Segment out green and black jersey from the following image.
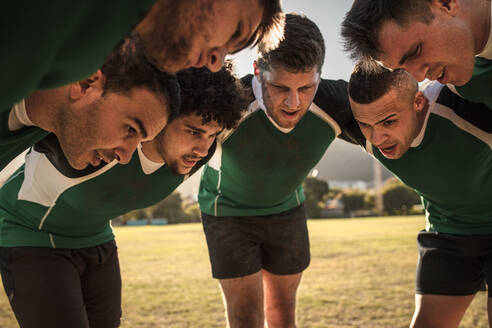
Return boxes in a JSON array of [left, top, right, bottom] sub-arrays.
[[453, 5, 492, 108], [0, 0, 155, 112], [366, 82, 492, 234], [0, 101, 49, 171], [0, 135, 213, 248], [198, 75, 364, 217]]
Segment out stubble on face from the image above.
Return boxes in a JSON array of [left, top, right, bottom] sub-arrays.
[[55, 100, 104, 170], [153, 115, 221, 175], [352, 89, 422, 160], [377, 13, 476, 85], [260, 68, 320, 129], [136, 0, 214, 73], [153, 124, 185, 175]]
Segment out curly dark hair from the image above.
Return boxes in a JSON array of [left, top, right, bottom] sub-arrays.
[[100, 32, 181, 118], [341, 0, 435, 61], [348, 59, 417, 105], [257, 13, 325, 73], [175, 62, 249, 130]]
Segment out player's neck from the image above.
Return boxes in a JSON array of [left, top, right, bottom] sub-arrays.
[[469, 0, 491, 54], [141, 140, 165, 163], [24, 89, 61, 133], [415, 97, 430, 137]]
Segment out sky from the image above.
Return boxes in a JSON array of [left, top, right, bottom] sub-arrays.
[[234, 1, 355, 79]]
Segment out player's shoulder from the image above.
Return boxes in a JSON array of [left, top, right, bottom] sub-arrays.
[[312, 79, 352, 123], [240, 74, 254, 88], [434, 84, 492, 133], [313, 78, 349, 109]]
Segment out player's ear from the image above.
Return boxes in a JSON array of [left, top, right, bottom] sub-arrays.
[[414, 91, 426, 113], [253, 61, 261, 80], [69, 70, 105, 100]]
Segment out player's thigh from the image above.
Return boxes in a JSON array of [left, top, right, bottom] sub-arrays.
[[0, 246, 89, 328], [410, 293, 475, 328], [262, 269, 302, 307], [219, 271, 264, 314], [202, 212, 264, 279], [81, 240, 122, 328], [416, 231, 484, 296], [263, 204, 310, 275]]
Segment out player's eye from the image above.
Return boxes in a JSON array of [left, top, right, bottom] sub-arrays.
[[383, 120, 396, 127], [127, 125, 137, 137], [188, 129, 201, 136], [272, 85, 288, 92], [408, 44, 422, 60], [231, 23, 242, 40]]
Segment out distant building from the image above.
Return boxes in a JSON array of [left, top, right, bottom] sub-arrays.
[[322, 198, 345, 218]]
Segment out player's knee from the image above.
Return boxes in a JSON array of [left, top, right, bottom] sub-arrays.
[[227, 304, 264, 328], [265, 304, 296, 328], [267, 316, 296, 328]]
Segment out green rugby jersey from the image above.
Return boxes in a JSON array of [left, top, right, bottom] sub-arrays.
[[366, 82, 492, 235], [198, 75, 364, 217], [0, 102, 49, 171], [0, 0, 155, 111], [454, 7, 492, 108], [0, 135, 213, 248]]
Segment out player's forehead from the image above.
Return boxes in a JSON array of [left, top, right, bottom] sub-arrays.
[[377, 18, 431, 68], [106, 88, 168, 138], [263, 66, 320, 86], [352, 90, 405, 122], [179, 113, 223, 134]]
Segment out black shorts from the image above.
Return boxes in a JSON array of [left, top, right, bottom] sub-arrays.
[[0, 240, 121, 328], [416, 230, 492, 297], [201, 204, 310, 279]]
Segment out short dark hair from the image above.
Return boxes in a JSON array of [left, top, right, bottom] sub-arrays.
[[256, 13, 325, 73], [100, 33, 181, 118], [348, 59, 417, 104], [236, 0, 284, 52], [175, 62, 249, 130], [341, 0, 435, 60]]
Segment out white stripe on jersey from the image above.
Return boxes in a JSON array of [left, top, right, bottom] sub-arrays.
[[432, 103, 492, 149], [18, 150, 117, 207]]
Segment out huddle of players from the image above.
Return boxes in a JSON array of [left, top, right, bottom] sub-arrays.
[[0, 0, 491, 327]]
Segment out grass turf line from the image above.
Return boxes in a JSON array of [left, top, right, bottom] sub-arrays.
[[0, 216, 488, 327]]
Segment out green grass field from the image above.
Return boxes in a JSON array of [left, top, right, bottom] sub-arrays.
[[0, 216, 489, 327]]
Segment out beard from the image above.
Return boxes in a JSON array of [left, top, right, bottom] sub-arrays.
[[135, 0, 215, 72], [55, 101, 100, 170]]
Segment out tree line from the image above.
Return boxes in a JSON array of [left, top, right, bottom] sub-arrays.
[[117, 176, 422, 225]]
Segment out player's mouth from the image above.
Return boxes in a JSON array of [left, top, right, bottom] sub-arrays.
[[436, 67, 447, 84], [90, 150, 102, 166], [428, 67, 447, 84], [91, 150, 113, 166], [182, 155, 202, 168], [377, 143, 398, 158], [280, 109, 301, 121], [192, 51, 206, 68]]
